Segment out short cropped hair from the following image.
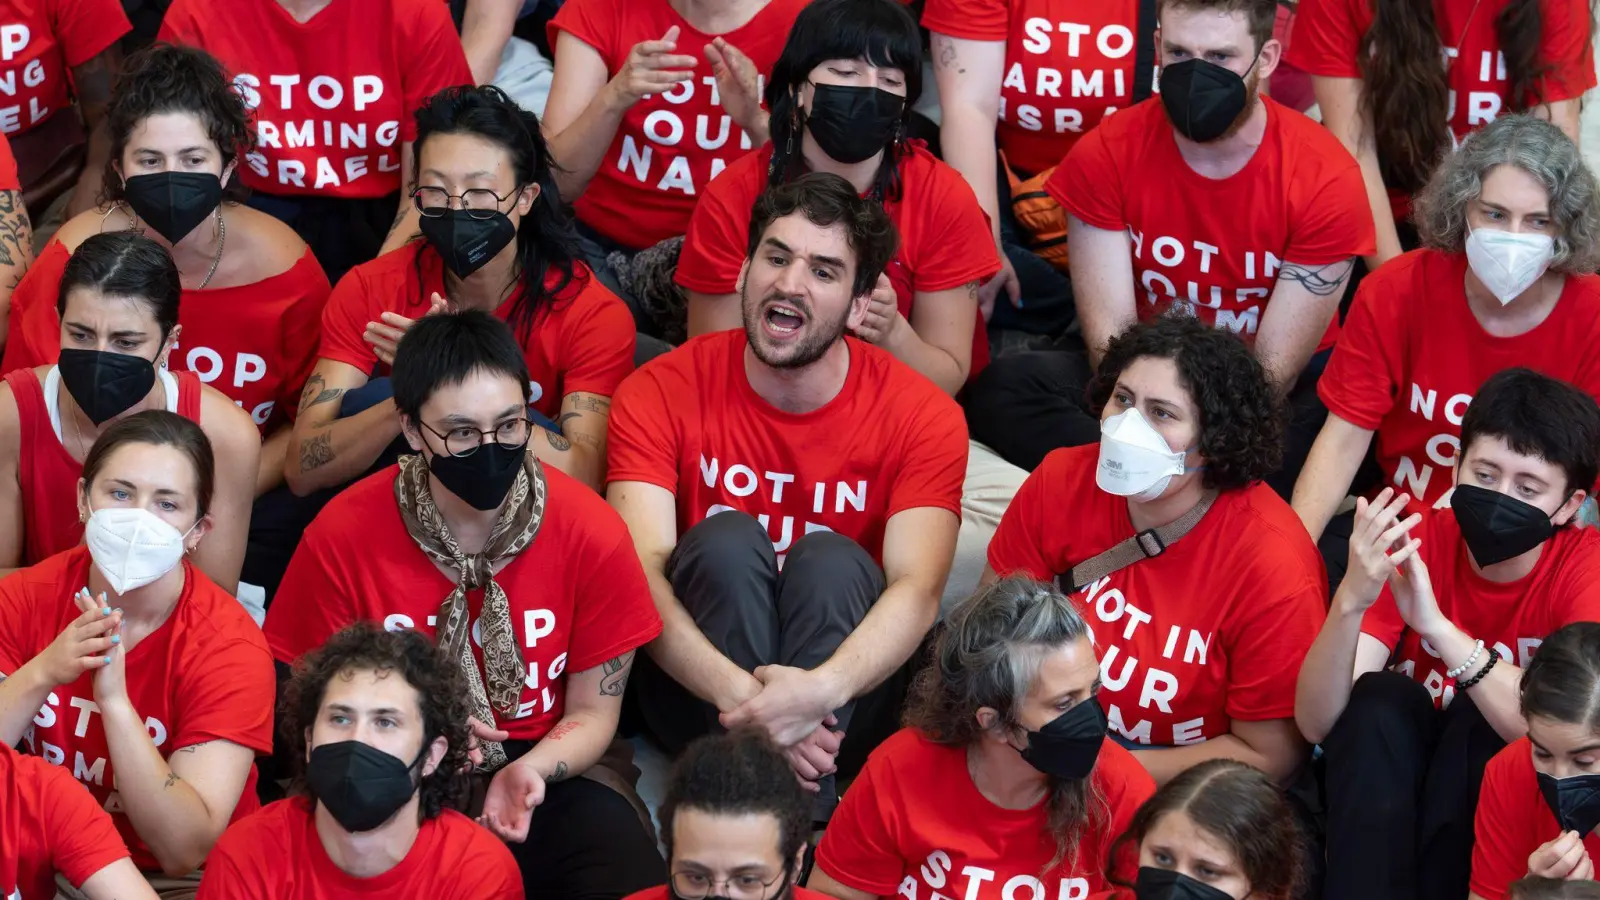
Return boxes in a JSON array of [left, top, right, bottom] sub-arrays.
[[391, 309, 532, 422], [658, 729, 811, 871], [1459, 368, 1600, 498], [1157, 0, 1278, 52], [1087, 314, 1284, 490], [283, 623, 472, 822], [745, 172, 899, 300], [1510, 876, 1600, 900]]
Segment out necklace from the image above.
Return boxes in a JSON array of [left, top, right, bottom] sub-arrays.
[[198, 208, 225, 289]]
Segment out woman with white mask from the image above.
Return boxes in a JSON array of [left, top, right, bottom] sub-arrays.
[[1291, 113, 1600, 595], [983, 314, 1323, 790], [0, 410, 275, 897]]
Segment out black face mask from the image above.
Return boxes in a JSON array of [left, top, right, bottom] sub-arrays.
[[306, 740, 426, 834], [805, 83, 905, 165], [57, 348, 157, 425], [123, 172, 223, 244], [1159, 58, 1253, 143], [1538, 770, 1600, 837], [1018, 698, 1107, 781], [427, 439, 526, 511], [1137, 867, 1236, 900], [1451, 484, 1557, 567], [419, 209, 518, 279]]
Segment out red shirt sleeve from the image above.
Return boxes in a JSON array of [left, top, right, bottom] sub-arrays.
[[264, 520, 359, 665], [1049, 126, 1126, 232], [0, 569, 37, 674], [1, 240, 69, 375], [1283, 0, 1365, 78], [275, 252, 333, 423], [194, 815, 266, 900], [155, 0, 197, 43], [885, 392, 967, 519], [920, 0, 1009, 41], [1470, 743, 1534, 900], [48, 0, 131, 67], [986, 457, 1060, 581], [604, 365, 682, 492], [549, 0, 622, 69], [1285, 147, 1375, 265], [0, 132, 19, 192], [555, 274, 636, 399], [675, 165, 757, 295], [42, 759, 131, 889], [174, 614, 276, 756], [1359, 588, 1407, 650], [911, 162, 1002, 292], [563, 525, 663, 673], [317, 262, 382, 375], [1222, 557, 1323, 722], [1317, 261, 1410, 430], [398, 0, 473, 142], [813, 760, 906, 895], [1535, 0, 1598, 103]]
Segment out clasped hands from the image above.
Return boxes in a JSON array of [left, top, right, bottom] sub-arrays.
[[721, 665, 847, 794]]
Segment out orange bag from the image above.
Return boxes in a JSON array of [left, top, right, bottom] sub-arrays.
[[1004, 152, 1069, 273]]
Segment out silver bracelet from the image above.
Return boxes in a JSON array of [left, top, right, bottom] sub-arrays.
[[1447, 640, 1485, 680]]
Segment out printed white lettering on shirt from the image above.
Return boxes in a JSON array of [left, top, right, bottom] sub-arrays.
[[613, 75, 765, 196], [1127, 228, 1280, 336], [1079, 576, 1216, 745], [898, 850, 1092, 899], [233, 72, 400, 189], [697, 454, 863, 558], [0, 24, 53, 133], [381, 609, 566, 719], [1393, 383, 1472, 503]]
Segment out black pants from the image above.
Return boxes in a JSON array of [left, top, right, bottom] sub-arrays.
[[508, 775, 665, 900], [636, 511, 888, 818], [247, 190, 400, 287], [1321, 671, 1506, 900], [963, 343, 1329, 492]]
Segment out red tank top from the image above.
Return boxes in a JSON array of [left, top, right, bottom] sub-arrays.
[[5, 368, 204, 565]]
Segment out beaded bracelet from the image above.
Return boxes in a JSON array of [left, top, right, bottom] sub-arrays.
[[1447, 640, 1485, 680], [1457, 647, 1501, 692]]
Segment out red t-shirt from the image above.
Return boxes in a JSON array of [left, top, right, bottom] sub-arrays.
[[197, 797, 524, 900], [1320, 251, 1600, 512], [606, 330, 968, 563], [1471, 737, 1600, 900], [676, 142, 999, 380], [548, 0, 810, 250], [815, 728, 1154, 899], [625, 889, 829, 900], [988, 445, 1325, 745], [158, 0, 471, 199], [265, 463, 662, 741], [0, 127, 16, 188], [0, 547, 275, 872], [0, 741, 129, 900], [1049, 97, 1374, 352], [3, 366, 203, 566], [921, 0, 1143, 175], [0, 0, 128, 138], [1361, 511, 1600, 710], [318, 243, 635, 418], [2, 240, 330, 432]]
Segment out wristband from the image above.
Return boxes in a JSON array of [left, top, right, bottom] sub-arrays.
[[1447, 640, 1485, 680], [1457, 647, 1500, 692]]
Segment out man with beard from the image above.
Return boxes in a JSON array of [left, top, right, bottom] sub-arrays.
[[961, 0, 1374, 500], [607, 172, 968, 820], [624, 729, 828, 900]]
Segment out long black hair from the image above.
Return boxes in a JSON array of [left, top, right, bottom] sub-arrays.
[[764, 0, 923, 202], [410, 86, 585, 340]]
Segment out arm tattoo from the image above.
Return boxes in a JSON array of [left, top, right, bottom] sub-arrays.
[[546, 721, 580, 741], [545, 428, 573, 451], [0, 191, 32, 279], [548, 761, 569, 783], [964, 280, 979, 301], [176, 740, 216, 755], [599, 653, 633, 697], [573, 395, 611, 414], [1278, 260, 1356, 298], [163, 771, 182, 789], [936, 38, 965, 75], [300, 432, 335, 472], [297, 375, 345, 412]]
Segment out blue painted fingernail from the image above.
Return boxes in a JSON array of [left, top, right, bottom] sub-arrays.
[[111, 635, 121, 645], [103, 657, 112, 665], [101, 607, 111, 616]]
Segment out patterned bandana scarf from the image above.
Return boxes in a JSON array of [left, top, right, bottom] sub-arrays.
[[394, 452, 545, 771]]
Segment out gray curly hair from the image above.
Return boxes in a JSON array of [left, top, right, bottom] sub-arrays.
[[1414, 113, 1600, 274], [904, 576, 1104, 872]]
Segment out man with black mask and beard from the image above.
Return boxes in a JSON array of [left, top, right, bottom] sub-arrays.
[[0, 231, 258, 590], [625, 729, 825, 900], [266, 310, 666, 898], [198, 623, 523, 898], [962, 0, 1373, 501], [608, 173, 968, 822], [1298, 368, 1600, 900]]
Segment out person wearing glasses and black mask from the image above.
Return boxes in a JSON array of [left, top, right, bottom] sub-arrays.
[[286, 85, 634, 498], [266, 309, 665, 898]]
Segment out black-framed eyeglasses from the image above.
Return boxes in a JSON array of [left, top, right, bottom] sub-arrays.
[[421, 417, 533, 457], [669, 869, 786, 900], [411, 185, 524, 220]]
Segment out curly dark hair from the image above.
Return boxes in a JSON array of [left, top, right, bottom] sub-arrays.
[[102, 43, 255, 207], [746, 172, 898, 299], [282, 623, 472, 822], [658, 728, 811, 873], [1086, 314, 1283, 491]]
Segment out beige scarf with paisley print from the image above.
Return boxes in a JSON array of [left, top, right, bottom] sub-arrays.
[[394, 452, 546, 771]]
